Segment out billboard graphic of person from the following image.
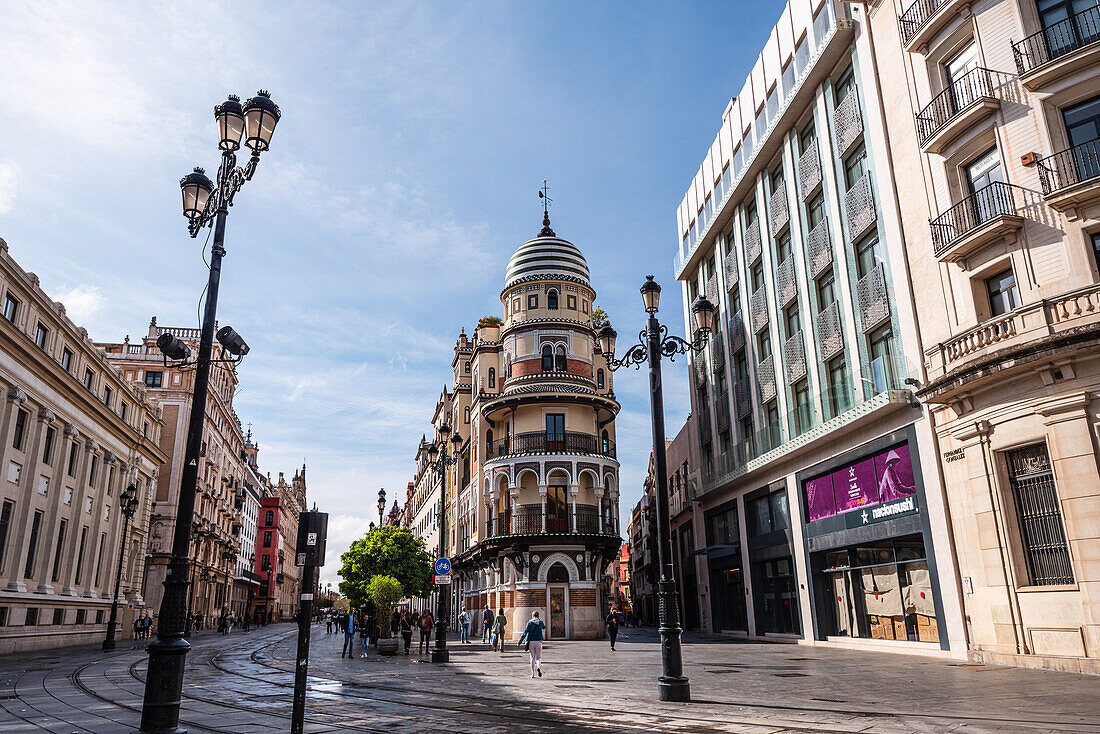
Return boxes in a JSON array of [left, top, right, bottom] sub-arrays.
[[877, 448, 914, 502]]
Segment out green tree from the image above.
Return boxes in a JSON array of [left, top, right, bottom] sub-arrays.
[[337, 525, 433, 608], [365, 575, 404, 638], [478, 315, 503, 327], [592, 306, 608, 328]]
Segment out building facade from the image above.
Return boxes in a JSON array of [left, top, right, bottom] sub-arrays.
[[672, 0, 967, 658], [0, 239, 167, 652], [414, 213, 623, 640], [864, 0, 1100, 672]]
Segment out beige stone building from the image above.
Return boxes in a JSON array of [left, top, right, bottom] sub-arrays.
[[0, 238, 166, 652], [99, 319, 246, 627], [274, 467, 306, 620], [863, 0, 1100, 673], [410, 213, 623, 639]]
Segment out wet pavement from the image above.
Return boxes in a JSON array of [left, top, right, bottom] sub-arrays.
[[0, 623, 1097, 732]]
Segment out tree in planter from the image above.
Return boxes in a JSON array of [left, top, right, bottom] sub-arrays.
[[337, 525, 433, 609], [365, 575, 404, 639], [592, 306, 608, 328], [478, 316, 503, 327]]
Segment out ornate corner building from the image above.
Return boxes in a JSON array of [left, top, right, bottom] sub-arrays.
[[412, 214, 623, 640]]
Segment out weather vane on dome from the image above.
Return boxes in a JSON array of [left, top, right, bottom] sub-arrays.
[[538, 179, 555, 237]]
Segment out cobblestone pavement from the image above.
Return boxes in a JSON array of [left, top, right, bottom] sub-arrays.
[[0, 623, 1097, 733]]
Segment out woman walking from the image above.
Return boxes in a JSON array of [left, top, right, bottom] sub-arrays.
[[518, 610, 547, 677], [492, 608, 508, 652], [400, 612, 413, 655], [359, 613, 371, 657]]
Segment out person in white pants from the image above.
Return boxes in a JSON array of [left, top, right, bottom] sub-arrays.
[[518, 610, 548, 678]]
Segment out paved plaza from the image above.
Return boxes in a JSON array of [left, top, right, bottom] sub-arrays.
[[0, 624, 1097, 733]]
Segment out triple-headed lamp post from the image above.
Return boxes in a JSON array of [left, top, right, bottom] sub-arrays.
[[597, 275, 714, 703], [140, 91, 279, 734], [426, 427, 462, 664], [102, 483, 140, 651]]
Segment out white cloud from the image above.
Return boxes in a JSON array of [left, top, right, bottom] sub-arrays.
[[54, 284, 104, 324], [0, 162, 17, 214]]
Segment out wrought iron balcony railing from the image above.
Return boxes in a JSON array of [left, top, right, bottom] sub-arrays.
[[487, 503, 609, 537], [1013, 5, 1100, 76], [930, 181, 1020, 256], [485, 431, 616, 460], [1037, 137, 1100, 195], [899, 0, 945, 45], [915, 67, 997, 146]]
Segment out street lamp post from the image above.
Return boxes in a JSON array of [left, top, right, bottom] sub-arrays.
[[426, 427, 462, 664], [245, 553, 256, 628], [103, 483, 140, 651], [598, 275, 714, 704], [377, 488, 386, 527], [184, 520, 207, 640], [140, 90, 279, 734]]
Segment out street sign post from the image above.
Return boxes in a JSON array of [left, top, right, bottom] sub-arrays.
[[291, 511, 328, 734], [433, 574, 452, 585], [434, 558, 451, 575]]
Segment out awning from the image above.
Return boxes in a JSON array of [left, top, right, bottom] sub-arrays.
[[693, 544, 740, 560]]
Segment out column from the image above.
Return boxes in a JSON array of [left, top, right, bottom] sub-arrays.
[[509, 487, 519, 534], [569, 485, 579, 532], [539, 486, 548, 533], [2, 388, 30, 592], [594, 489, 605, 534]]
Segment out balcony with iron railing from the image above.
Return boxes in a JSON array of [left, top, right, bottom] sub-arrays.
[[484, 503, 615, 538], [485, 431, 616, 460], [1012, 5, 1100, 88], [916, 68, 1001, 154], [1036, 137, 1100, 211], [930, 181, 1025, 263], [898, 0, 968, 50]]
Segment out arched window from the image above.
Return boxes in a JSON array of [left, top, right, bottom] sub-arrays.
[[555, 345, 567, 371], [542, 345, 554, 372], [486, 429, 493, 453], [488, 368, 495, 388], [464, 406, 470, 424], [547, 289, 559, 310], [602, 429, 610, 455], [265, 510, 273, 526], [597, 368, 605, 390], [547, 562, 569, 582]]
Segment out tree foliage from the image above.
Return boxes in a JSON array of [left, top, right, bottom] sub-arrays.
[[366, 575, 404, 637], [338, 525, 433, 607], [478, 315, 503, 327], [592, 306, 608, 328]]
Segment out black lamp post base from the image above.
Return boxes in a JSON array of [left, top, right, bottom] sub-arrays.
[[430, 648, 450, 663], [102, 620, 117, 651], [657, 676, 691, 702], [140, 637, 191, 733]]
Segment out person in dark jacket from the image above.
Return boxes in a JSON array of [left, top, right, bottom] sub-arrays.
[[400, 612, 413, 654], [605, 608, 620, 651], [417, 610, 434, 653], [340, 612, 357, 658]]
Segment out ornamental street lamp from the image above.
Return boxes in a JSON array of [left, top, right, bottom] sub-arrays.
[[426, 426, 462, 664], [246, 553, 256, 628], [377, 488, 386, 526], [184, 519, 209, 640], [141, 90, 279, 734], [102, 483, 140, 651], [598, 275, 714, 703]]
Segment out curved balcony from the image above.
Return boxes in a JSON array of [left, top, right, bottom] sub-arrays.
[[485, 431, 615, 460], [1013, 6, 1100, 89], [899, 0, 967, 51], [485, 503, 618, 537], [916, 68, 1000, 154], [1037, 137, 1100, 212], [930, 181, 1024, 264]]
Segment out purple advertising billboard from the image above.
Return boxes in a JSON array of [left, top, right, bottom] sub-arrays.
[[804, 443, 916, 523]]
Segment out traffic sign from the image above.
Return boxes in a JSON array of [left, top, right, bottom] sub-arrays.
[[433, 574, 452, 585], [434, 558, 451, 575]]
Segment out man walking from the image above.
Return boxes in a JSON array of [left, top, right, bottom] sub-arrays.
[[401, 612, 413, 655], [325, 611, 333, 634], [458, 607, 470, 644], [341, 611, 357, 658], [417, 609, 434, 654], [606, 607, 620, 651], [482, 604, 494, 643]]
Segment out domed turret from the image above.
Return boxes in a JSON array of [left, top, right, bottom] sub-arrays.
[[504, 212, 590, 288]]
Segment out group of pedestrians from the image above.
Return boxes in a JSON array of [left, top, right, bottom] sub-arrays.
[[132, 613, 153, 639]]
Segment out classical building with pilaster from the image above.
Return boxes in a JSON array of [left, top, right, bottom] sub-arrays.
[[0, 238, 166, 653], [414, 213, 623, 640]]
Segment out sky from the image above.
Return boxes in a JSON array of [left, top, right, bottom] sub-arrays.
[[0, 1, 782, 587]]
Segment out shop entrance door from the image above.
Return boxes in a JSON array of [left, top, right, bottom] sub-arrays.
[[709, 563, 748, 633], [548, 586, 567, 639]]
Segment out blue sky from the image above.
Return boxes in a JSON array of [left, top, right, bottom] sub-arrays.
[[0, 1, 780, 585]]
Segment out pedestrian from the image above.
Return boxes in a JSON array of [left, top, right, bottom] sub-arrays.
[[391, 610, 401, 638], [325, 611, 333, 634], [341, 612, 357, 658], [359, 613, 370, 657], [518, 610, 547, 678], [242, 611, 250, 634], [606, 607, 619, 651], [482, 604, 494, 643], [493, 608, 508, 652], [143, 613, 152, 639], [417, 609, 434, 653], [400, 612, 413, 655], [458, 608, 470, 644]]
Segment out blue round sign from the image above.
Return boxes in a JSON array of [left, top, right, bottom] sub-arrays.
[[434, 558, 451, 575]]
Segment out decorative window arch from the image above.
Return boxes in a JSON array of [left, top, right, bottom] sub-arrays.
[[597, 368, 605, 390], [486, 428, 493, 450], [547, 289, 559, 310], [542, 345, 554, 372], [488, 367, 495, 388], [555, 345, 567, 371]]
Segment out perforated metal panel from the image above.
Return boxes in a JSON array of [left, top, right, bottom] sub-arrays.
[[799, 144, 822, 200], [715, 392, 731, 431], [857, 263, 890, 333], [734, 379, 752, 418], [711, 332, 726, 373], [807, 218, 832, 278], [705, 274, 718, 310], [770, 186, 789, 233], [745, 219, 762, 264], [727, 312, 746, 353], [694, 358, 707, 387], [816, 302, 843, 360], [750, 288, 769, 333], [784, 332, 807, 383], [833, 92, 863, 156], [723, 248, 739, 290], [777, 257, 797, 307], [758, 355, 777, 402], [845, 173, 876, 239]]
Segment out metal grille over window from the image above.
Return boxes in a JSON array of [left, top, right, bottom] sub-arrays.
[[723, 248, 739, 289], [833, 92, 863, 156], [758, 355, 777, 402], [799, 144, 822, 200], [1005, 444, 1074, 586], [705, 274, 719, 311], [816, 302, 844, 361], [715, 392, 731, 431], [745, 219, 762, 265], [711, 331, 725, 373], [734, 379, 752, 418], [693, 358, 708, 387], [769, 185, 789, 234], [777, 257, 797, 307], [807, 218, 832, 277], [727, 312, 746, 353], [846, 173, 876, 239], [857, 263, 890, 333], [783, 332, 807, 383], [750, 288, 769, 333]]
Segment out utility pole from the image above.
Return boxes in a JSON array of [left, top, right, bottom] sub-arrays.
[[291, 511, 327, 734]]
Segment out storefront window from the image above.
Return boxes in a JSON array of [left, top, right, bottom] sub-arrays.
[[756, 557, 799, 634]]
